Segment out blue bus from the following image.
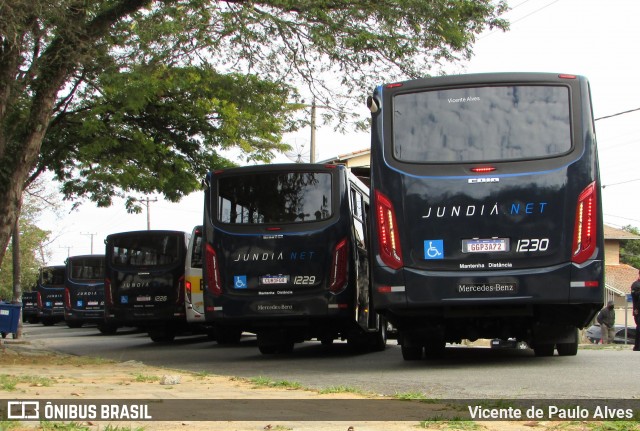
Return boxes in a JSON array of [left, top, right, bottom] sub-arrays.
[[202, 163, 386, 354], [64, 254, 107, 330], [36, 265, 66, 326], [367, 73, 604, 359], [104, 230, 190, 342]]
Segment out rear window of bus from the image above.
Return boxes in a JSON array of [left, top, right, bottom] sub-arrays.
[[392, 85, 571, 163]]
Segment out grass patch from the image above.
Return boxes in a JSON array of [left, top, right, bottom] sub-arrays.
[[132, 373, 160, 383], [393, 391, 436, 401], [193, 370, 211, 378], [582, 422, 640, 431], [0, 351, 114, 367], [317, 385, 368, 395], [0, 420, 20, 430], [0, 374, 53, 391], [418, 419, 480, 430], [249, 376, 302, 389]]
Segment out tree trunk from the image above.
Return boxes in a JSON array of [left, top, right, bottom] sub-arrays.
[[12, 216, 23, 339]]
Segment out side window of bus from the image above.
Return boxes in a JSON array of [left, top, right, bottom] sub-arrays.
[[191, 235, 203, 269], [350, 187, 366, 249]]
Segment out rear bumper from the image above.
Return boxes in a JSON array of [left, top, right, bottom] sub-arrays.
[[41, 308, 65, 317], [205, 295, 355, 326], [105, 305, 186, 325], [65, 309, 105, 322], [372, 260, 603, 327]]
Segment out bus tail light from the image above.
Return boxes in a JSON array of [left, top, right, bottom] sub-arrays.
[[36, 292, 43, 309], [375, 190, 403, 269], [64, 288, 71, 309], [328, 238, 348, 294], [185, 279, 193, 303], [572, 182, 598, 264], [104, 278, 113, 307], [205, 243, 222, 296]]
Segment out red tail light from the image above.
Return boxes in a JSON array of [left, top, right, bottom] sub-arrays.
[[177, 275, 185, 304], [572, 182, 598, 264], [105, 278, 113, 307], [64, 288, 71, 309], [328, 238, 348, 294], [37, 292, 43, 309], [375, 190, 403, 269], [205, 243, 222, 296], [185, 280, 193, 303]]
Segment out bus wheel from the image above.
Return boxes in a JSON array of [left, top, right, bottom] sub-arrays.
[[149, 330, 175, 343], [371, 316, 388, 352], [401, 345, 423, 360], [532, 343, 555, 357], [66, 321, 83, 329], [98, 323, 118, 335], [556, 328, 579, 356], [258, 344, 278, 354], [216, 328, 242, 345], [41, 318, 56, 326], [320, 337, 334, 346]]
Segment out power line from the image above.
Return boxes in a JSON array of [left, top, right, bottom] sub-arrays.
[[478, 0, 562, 40], [595, 107, 640, 121], [601, 178, 640, 188]]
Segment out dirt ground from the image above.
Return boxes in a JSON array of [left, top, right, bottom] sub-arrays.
[[0, 339, 636, 431]]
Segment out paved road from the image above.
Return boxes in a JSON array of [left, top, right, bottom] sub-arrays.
[[21, 322, 640, 399]]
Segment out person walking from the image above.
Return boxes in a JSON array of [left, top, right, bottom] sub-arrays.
[[631, 270, 640, 351], [597, 300, 616, 344]]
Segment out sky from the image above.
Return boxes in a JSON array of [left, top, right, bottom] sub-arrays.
[[38, 0, 640, 265]]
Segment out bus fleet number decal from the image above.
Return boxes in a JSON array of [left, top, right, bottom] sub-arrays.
[[515, 238, 549, 252], [293, 276, 316, 285]]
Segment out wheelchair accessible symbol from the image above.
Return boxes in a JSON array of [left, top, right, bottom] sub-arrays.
[[234, 275, 247, 289], [424, 240, 444, 260]]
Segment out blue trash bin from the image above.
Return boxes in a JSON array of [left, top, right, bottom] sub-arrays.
[[0, 303, 21, 338]]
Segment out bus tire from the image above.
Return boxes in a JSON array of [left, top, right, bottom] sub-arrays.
[[371, 316, 388, 352], [216, 328, 242, 345], [320, 337, 334, 346], [66, 321, 83, 329], [98, 323, 118, 335], [557, 328, 579, 356], [41, 318, 56, 326], [401, 345, 423, 361], [149, 330, 175, 343], [532, 343, 555, 357]]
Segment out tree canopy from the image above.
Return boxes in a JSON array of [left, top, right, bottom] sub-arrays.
[[0, 0, 509, 268], [620, 225, 640, 269]]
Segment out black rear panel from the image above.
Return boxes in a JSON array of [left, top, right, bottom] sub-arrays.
[[37, 266, 65, 317], [369, 73, 603, 335], [65, 255, 105, 321], [203, 164, 356, 325], [105, 231, 187, 323]]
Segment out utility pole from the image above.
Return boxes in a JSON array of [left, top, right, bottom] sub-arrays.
[[138, 196, 158, 230], [81, 232, 97, 254], [59, 245, 72, 258], [310, 99, 317, 163]]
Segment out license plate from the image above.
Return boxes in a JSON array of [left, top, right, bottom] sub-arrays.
[[260, 275, 289, 285], [137, 296, 151, 302], [462, 238, 509, 253]]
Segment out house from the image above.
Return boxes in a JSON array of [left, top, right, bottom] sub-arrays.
[[603, 225, 640, 325]]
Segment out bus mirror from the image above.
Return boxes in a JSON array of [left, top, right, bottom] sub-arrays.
[[366, 96, 379, 113]]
